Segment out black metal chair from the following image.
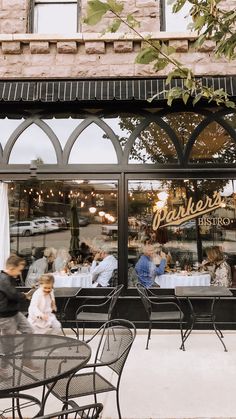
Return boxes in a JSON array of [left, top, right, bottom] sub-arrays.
[[34, 401, 103, 419], [76, 284, 123, 340], [136, 283, 185, 350], [48, 319, 136, 419]]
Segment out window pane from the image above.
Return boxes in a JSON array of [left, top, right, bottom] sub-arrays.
[[69, 123, 118, 164], [189, 122, 236, 164], [129, 122, 177, 164], [164, 0, 192, 32], [8, 179, 118, 288], [128, 179, 236, 288], [162, 112, 205, 148], [34, 3, 77, 34], [0, 118, 24, 149], [9, 124, 57, 164], [102, 115, 144, 150]]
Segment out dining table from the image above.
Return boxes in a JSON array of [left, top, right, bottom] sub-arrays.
[[53, 272, 93, 288], [155, 271, 211, 288], [0, 334, 91, 418]]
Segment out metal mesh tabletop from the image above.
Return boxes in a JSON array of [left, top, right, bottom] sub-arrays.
[[0, 334, 91, 394]]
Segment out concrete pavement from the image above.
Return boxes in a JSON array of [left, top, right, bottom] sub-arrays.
[[1, 329, 236, 418]]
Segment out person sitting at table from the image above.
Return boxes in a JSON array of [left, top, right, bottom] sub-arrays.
[[54, 248, 71, 272], [135, 244, 166, 288], [28, 274, 62, 334], [90, 246, 118, 287], [25, 247, 57, 287], [79, 241, 93, 264], [203, 246, 232, 287]]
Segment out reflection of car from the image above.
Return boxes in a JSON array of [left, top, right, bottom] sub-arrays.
[[10, 221, 41, 236], [79, 216, 90, 227], [66, 216, 90, 227], [102, 224, 118, 239], [33, 218, 59, 233], [51, 217, 67, 229]]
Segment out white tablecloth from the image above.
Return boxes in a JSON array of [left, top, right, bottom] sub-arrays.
[[155, 272, 211, 289], [53, 273, 93, 288]]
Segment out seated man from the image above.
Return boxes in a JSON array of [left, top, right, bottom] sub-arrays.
[[135, 244, 166, 288], [25, 247, 57, 287], [90, 246, 118, 287]]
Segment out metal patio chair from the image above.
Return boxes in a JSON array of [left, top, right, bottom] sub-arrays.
[[136, 283, 185, 350], [34, 401, 103, 419], [76, 284, 123, 340], [48, 319, 136, 419]]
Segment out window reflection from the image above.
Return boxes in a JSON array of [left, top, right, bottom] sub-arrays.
[[129, 122, 177, 163], [190, 121, 236, 164], [162, 112, 204, 148], [128, 179, 236, 287], [8, 180, 118, 287]]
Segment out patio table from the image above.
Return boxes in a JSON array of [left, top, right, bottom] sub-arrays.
[[156, 272, 211, 288], [0, 334, 91, 418], [175, 286, 233, 351], [53, 272, 93, 288]]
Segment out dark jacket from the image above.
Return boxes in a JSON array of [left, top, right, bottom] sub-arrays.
[[0, 271, 25, 317]]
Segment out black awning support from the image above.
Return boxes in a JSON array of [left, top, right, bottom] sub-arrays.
[[0, 76, 235, 102]]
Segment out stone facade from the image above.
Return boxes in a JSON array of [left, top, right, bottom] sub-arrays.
[[0, 0, 235, 79]]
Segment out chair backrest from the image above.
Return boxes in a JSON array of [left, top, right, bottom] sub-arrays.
[[108, 284, 123, 316], [136, 283, 152, 317], [94, 319, 136, 377], [108, 268, 118, 287], [34, 402, 103, 419]]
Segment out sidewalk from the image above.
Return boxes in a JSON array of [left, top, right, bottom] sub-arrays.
[[2, 329, 236, 419]]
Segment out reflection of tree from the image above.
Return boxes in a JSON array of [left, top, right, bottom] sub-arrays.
[[116, 112, 236, 164]]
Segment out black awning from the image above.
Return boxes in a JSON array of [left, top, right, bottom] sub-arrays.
[[0, 77, 235, 102]]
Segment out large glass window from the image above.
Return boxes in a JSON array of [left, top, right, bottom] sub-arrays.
[[128, 179, 236, 286], [8, 179, 118, 286]]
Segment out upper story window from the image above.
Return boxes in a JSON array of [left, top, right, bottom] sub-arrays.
[[33, 0, 80, 33], [160, 0, 192, 32]]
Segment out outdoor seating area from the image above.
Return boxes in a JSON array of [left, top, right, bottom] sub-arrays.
[[1, 328, 236, 419]]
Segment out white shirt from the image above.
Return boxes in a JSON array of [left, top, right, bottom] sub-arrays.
[[90, 255, 118, 287]]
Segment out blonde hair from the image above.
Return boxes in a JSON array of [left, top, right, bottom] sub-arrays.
[[39, 274, 55, 286], [44, 247, 57, 258], [206, 246, 224, 263]]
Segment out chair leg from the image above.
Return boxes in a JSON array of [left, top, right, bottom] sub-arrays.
[[116, 389, 122, 419], [146, 321, 152, 350], [82, 322, 85, 341], [179, 319, 185, 351]]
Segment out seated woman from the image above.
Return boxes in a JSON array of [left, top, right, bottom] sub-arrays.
[[54, 248, 71, 272], [203, 246, 232, 287], [25, 247, 57, 287], [135, 244, 166, 288]]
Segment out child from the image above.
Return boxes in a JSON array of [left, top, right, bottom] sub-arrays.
[[28, 274, 62, 334]]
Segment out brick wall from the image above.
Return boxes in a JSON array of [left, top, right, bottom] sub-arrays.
[[0, 0, 235, 79]]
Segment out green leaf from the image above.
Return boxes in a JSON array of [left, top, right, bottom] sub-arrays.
[[153, 58, 169, 71], [107, 18, 122, 32], [182, 91, 190, 104], [225, 101, 236, 108], [107, 0, 124, 13], [192, 94, 202, 106], [84, 0, 110, 25], [135, 47, 159, 64]]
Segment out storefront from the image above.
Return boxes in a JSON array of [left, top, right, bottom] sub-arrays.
[[1, 77, 236, 324]]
